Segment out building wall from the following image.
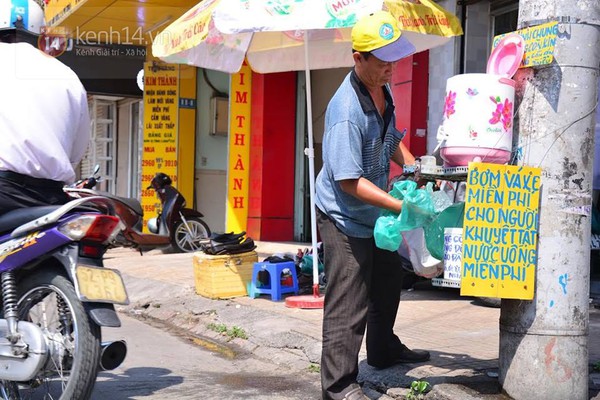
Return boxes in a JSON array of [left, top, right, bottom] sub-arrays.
[[116, 99, 139, 197], [196, 169, 227, 234], [427, 0, 461, 154], [392, 52, 429, 158], [195, 69, 229, 233], [310, 68, 350, 176], [464, 1, 492, 74], [427, 0, 494, 154], [247, 72, 297, 240]]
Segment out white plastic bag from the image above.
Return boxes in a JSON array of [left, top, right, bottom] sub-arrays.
[[398, 227, 443, 279]]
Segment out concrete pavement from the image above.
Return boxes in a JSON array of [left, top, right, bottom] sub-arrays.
[[103, 243, 600, 399]]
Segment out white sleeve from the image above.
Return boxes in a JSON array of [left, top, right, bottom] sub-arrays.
[[70, 86, 91, 165]]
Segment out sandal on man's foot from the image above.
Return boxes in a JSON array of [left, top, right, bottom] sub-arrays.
[[342, 387, 368, 400]]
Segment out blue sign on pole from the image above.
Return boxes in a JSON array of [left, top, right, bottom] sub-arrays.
[[179, 98, 197, 109]]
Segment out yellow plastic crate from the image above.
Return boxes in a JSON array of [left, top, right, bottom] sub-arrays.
[[193, 251, 257, 299]]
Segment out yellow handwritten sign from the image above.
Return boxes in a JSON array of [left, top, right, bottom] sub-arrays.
[[225, 62, 252, 233], [141, 62, 179, 231], [493, 22, 558, 68], [460, 163, 541, 300]]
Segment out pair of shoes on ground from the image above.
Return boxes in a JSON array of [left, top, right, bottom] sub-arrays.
[[368, 343, 430, 369]]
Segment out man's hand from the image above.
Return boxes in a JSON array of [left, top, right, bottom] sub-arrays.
[[392, 141, 415, 166], [340, 177, 403, 214]]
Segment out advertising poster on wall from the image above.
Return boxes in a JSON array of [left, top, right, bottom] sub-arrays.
[[226, 62, 252, 233], [460, 163, 541, 300], [141, 62, 180, 231]]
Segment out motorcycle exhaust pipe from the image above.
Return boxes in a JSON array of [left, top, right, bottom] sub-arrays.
[[100, 340, 127, 371]]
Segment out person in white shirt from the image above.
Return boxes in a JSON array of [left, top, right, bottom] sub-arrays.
[[0, 28, 90, 215]]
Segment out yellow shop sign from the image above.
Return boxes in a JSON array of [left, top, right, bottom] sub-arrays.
[[45, 0, 83, 26]]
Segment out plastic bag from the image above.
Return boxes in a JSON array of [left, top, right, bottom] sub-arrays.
[[400, 227, 443, 278], [396, 183, 436, 231], [390, 179, 417, 200], [381, 180, 417, 218], [431, 190, 453, 213], [424, 202, 465, 260], [374, 215, 403, 251], [300, 253, 324, 275], [374, 181, 437, 251]]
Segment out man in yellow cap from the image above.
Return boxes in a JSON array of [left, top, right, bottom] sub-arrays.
[[315, 11, 430, 400]]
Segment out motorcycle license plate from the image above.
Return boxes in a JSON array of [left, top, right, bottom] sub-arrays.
[[75, 266, 129, 304]]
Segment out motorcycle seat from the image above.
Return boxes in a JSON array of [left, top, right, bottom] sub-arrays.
[[0, 205, 61, 235], [66, 189, 144, 217], [95, 194, 143, 217], [115, 196, 143, 217]]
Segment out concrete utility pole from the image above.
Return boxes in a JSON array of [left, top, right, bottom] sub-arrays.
[[500, 1, 600, 399]]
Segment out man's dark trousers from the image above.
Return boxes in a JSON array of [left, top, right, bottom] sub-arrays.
[[317, 209, 404, 399]]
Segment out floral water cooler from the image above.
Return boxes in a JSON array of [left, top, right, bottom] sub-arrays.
[[439, 34, 525, 166]]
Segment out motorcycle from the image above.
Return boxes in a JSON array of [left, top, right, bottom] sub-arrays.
[[145, 172, 211, 252], [66, 170, 211, 253], [0, 196, 129, 399]]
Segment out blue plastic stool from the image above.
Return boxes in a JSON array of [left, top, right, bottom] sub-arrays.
[[249, 261, 299, 301]]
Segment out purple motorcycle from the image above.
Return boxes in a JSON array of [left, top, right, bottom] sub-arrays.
[[0, 196, 129, 399]]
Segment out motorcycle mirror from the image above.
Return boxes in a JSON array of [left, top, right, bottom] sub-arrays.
[[93, 164, 100, 175]]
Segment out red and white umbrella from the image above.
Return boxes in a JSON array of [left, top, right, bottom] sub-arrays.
[[153, 0, 462, 74]]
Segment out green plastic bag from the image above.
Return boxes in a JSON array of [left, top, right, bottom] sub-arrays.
[[397, 184, 436, 231], [381, 180, 417, 218], [390, 180, 417, 200], [374, 215, 403, 251], [424, 202, 465, 260], [375, 181, 437, 251]]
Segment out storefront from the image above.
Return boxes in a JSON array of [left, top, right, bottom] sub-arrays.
[[39, 0, 521, 243], [43, 0, 198, 218], [150, 0, 464, 242]]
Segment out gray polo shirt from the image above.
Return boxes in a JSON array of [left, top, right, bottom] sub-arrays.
[[315, 70, 405, 238]]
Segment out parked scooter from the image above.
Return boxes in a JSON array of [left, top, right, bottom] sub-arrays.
[[145, 172, 211, 252], [66, 169, 211, 253], [0, 196, 129, 399]]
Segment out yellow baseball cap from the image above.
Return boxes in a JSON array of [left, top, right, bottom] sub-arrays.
[[351, 11, 416, 62]]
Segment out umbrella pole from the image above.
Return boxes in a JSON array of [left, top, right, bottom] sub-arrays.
[[285, 36, 324, 309]]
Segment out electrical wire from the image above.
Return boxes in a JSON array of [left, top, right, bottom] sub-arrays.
[[535, 100, 598, 167]]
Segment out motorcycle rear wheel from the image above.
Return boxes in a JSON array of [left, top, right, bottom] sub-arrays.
[[0, 271, 101, 400], [171, 217, 211, 253]]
